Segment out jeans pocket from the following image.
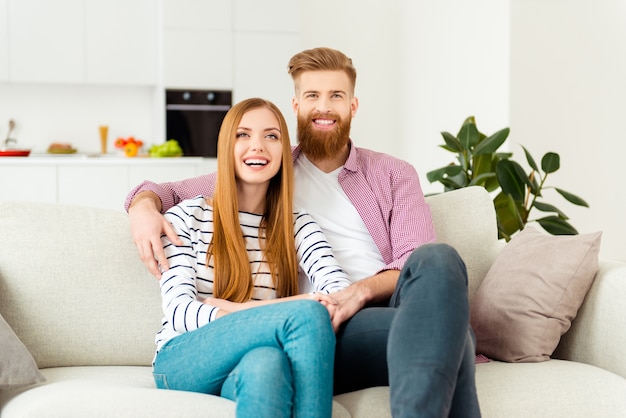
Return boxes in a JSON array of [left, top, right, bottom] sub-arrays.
[[153, 373, 169, 390]]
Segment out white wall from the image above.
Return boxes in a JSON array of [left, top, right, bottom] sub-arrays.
[[299, 0, 510, 195], [1, 1, 622, 261], [510, 0, 626, 261], [0, 83, 158, 154]]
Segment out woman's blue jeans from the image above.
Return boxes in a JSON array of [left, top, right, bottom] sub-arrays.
[[153, 300, 335, 418], [333, 243, 481, 418]]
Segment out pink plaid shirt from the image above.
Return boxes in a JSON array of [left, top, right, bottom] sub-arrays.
[[125, 141, 436, 273]]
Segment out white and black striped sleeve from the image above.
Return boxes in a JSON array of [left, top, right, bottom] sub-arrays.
[[160, 199, 219, 333], [294, 210, 352, 294]]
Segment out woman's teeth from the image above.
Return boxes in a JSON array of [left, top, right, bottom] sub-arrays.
[[244, 159, 268, 166]]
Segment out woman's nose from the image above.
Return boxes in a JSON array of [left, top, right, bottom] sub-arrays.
[[250, 136, 264, 151]]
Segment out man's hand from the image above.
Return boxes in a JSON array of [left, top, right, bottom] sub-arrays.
[[128, 191, 182, 278], [326, 285, 368, 332], [328, 270, 400, 332]]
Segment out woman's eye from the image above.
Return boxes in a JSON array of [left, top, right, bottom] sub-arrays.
[[236, 132, 248, 138], [266, 133, 279, 140]]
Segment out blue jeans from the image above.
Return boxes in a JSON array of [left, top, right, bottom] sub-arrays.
[[333, 243, 481, 418], [153, 300, 335, 418]]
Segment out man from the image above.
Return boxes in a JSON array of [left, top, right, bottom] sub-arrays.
[[125, 47, 480, 418]]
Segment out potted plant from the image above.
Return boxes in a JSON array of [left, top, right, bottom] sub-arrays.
[[426, 116, 589, 241]]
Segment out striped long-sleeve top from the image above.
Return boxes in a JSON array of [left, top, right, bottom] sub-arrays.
[[155, 196, 351, 352]]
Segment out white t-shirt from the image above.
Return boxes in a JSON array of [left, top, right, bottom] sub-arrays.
[[294, 155, 385, 289]]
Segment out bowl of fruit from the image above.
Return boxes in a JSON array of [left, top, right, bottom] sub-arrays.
[[114, 136, 144, 157], [149, 139, 184, 158]]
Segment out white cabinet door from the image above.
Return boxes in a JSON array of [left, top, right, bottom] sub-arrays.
[[163, 0, 231, 31], [162, 0, 232, 89], [233, 0, 299, 33], [163, 29, 232, 90], [0, 165, 57, 204], [233, 32, 299, 110], [0, 0, 9, 81], [8, 0, 84, 83], [84, 0, 158, 85]]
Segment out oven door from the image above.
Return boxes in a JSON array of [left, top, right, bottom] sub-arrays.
[[166, 89, 232, 157]]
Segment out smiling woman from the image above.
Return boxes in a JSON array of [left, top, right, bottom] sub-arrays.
[[151, 97, 350, 418]]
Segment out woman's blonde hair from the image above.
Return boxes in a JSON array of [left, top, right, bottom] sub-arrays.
[[209, 98, 298, 302]]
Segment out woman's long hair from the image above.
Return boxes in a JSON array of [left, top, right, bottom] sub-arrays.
[[208, 98, 298, 302]]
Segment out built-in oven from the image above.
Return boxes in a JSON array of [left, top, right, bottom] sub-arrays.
[[165, 89, 232, 157]]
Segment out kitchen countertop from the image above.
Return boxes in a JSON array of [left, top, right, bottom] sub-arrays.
[[0, 154, 213, 165]]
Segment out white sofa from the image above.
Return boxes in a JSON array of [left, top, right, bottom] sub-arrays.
[[1, 186, 625, 418]]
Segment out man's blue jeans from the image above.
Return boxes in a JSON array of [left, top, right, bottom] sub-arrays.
[[333, 243, 481, 418], [153, 300, 335, 418]]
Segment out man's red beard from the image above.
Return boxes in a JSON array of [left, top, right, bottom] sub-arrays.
[[297, 111, 351, 161]]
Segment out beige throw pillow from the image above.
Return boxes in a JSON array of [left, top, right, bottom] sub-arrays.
[[0, 313, 46, 389], [470, 227, 602, 362]]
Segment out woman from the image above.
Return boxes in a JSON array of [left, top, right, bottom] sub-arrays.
[[152, 98, 350, 418]]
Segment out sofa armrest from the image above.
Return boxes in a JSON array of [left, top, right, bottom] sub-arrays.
[[554, 259, 626, 378]]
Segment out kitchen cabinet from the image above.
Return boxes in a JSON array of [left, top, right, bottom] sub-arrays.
[[84, 0, 158, 85], [161, 0, 300, 94], [0, 0, 9, 81], [162, 0, 232, 90], [0, 156, 217, 211], [233, 32, 300, 105], [8, 0, 84, 83], [233, 0, 299, 33], [5, 0, 158, 85]]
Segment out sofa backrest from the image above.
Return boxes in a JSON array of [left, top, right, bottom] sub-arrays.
[[424, 186, 501, 300], [0, 186, 500, 368], [0, 201, 161, 368]]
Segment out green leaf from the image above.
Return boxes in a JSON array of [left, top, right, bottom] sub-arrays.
[[472, 154, 494, 180], [496, 160, 527, 202], [426, 165, 462, 183], [440, 177, 465, 190], [494, 192, 524, 240], [535, 216, 578, 235], [555, 188, 590, 207], [469, 172, 496, 187], [532, 201, 568, 219], [521, 145, 539, 172], [541, 152, 560, 173], [495, 152, 514, 160], [457, 121, 479, 149], [441, 132, 463, 152], [473, 127, 509, 156]]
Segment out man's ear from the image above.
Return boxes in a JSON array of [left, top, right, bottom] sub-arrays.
[[291, 97, 299, 115], [351, 97, 359, 118]]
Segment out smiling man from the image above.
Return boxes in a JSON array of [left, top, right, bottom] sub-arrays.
[[125, 47, 481, 418]]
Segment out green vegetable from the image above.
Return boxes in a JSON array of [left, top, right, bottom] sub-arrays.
[[149, 139, 184, 158]]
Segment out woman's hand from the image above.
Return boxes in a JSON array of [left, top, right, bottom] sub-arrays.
[[203, 293, 339, 316]]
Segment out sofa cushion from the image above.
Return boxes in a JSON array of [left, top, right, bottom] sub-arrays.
[[470, 227, 601, 362], [0, 313, 46, 389], [476, 360, 626, 418], [425, 186, 500, 302], [0, 202, 162, 369], [0, 366, 351, 418]]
